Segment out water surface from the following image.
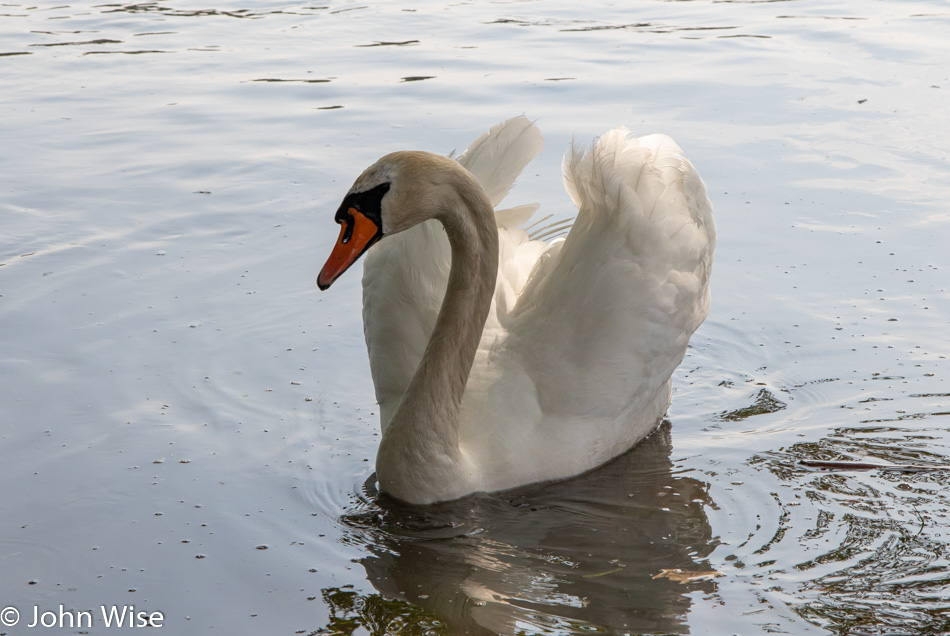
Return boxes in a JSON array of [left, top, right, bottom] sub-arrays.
[[2, 1, 949, 634]]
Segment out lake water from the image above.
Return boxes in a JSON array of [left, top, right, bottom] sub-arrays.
[[2, 1, 949, 634]]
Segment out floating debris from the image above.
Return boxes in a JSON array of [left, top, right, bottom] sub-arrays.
[[798, 459, 947, 473], [653, 568, 723, 583]]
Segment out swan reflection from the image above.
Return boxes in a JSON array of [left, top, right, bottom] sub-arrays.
[[330, 422, 719, 634]]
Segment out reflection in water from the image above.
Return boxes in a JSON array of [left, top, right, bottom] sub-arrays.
[[317, 587, 447, 635], [717, 386, 787, 422], [98, 3, 325, 19], [328, 423, 719, 635], [752, 427, 950, 634]]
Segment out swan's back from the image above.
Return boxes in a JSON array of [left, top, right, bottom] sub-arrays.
[[361, 117, 715, 491]]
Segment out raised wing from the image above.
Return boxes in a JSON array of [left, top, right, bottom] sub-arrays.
[[501, 129, 716, 425]]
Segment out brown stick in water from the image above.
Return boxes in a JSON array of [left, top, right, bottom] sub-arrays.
[[799, 459, 945, 473]]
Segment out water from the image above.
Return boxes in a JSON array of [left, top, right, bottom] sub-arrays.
[[2, 1, 949, 634]]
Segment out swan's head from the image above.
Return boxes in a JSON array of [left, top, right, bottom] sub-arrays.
[[317, 151, 469, 290]]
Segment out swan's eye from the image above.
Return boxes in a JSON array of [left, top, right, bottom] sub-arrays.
[[318, 184, 389, 291], [338, 209, 353, 244], [335, 182, 391, 235]]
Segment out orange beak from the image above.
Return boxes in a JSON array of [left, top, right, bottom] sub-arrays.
[[317, 208, 382, 290]]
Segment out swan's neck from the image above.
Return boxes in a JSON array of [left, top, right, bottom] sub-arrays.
[[376, 172, 498, 503]]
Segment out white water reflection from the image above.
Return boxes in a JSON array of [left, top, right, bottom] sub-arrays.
[[340, 424, 716, 635]]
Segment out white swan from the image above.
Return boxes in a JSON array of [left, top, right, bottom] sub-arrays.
[[317, 116, 715, 504]]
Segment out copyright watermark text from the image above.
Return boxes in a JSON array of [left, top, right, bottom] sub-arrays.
[[1, 605, 163, 629]]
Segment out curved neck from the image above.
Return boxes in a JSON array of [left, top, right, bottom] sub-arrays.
[[376, 171, 499, 502]]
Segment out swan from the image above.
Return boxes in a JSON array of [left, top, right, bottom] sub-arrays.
[[317, 116, 715, 504]]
